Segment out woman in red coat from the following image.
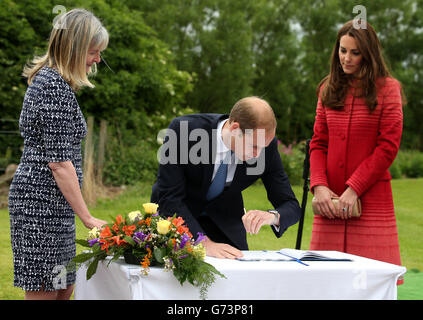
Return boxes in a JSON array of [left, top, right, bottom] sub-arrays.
[[309, 20, 404, 278]]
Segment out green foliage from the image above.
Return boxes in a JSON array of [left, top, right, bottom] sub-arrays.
[[1, 0, 423, 183], [102, 136, 158, 186], [172, 254, 226, 300], [132, 0, 423, 149], [0, 0, 193, 168], [390, 150, 423, 179], [278, 140, 308, 186]]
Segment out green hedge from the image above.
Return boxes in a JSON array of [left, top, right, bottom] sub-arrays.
[[390, 150, 423, 179], [103, 139, 158, 186]]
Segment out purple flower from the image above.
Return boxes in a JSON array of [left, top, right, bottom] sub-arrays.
[[88, 238, 99, 247], [180, 234, 190, 249], [194, 233, 206, 245], [133, 231, 147, 244]]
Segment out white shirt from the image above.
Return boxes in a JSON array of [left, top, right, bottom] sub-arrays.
[[211, 119, 238, 185], [212, 119, 280, 230]]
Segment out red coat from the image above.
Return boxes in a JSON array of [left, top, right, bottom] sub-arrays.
[[309, 77, 403, 269]]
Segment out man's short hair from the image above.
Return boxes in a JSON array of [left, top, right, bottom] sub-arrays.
[[229, 96, 277, 133]]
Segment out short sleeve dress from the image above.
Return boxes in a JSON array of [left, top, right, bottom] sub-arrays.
[[8, 67, 87, 291]]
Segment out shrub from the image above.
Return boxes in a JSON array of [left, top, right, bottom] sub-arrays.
[[103, 136, 158, 187], [278, 140, 308, 186], [391, 150, 423, 179]]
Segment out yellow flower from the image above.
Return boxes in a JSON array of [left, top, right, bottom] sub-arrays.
[[143, 203, 159, 214], [88, 227, 100, 240], [157, 219, 171, 235], [128, 210, 142, 222], [193, 243, 206, 260]]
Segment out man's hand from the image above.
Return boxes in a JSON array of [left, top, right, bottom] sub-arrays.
[[203, 237, 243, 259], [242, 209, 279, 235]]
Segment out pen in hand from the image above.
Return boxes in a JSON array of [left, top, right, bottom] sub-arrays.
[[243, 208, 253, 236]]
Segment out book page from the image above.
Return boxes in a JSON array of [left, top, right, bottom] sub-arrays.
[[237, 250, 291, 261], [279, 248, 329, 260]]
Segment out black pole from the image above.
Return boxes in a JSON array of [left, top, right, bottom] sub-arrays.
[[295, 139, 311, 250]]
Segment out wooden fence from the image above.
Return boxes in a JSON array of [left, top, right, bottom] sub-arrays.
[[81, 116, 108, 205]]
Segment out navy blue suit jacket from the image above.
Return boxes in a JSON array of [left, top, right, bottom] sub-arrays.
[[151, 113, 300, 250]]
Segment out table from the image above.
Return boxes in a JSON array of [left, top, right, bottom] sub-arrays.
[[74, 251, 406, 300]]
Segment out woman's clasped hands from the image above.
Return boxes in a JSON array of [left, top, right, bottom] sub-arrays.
[[313, 185, 358, 219]]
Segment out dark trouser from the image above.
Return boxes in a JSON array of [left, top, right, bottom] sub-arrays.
[[197, 215, 239, 249]]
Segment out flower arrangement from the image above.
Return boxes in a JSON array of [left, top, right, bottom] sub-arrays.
[[73, 203, 225, 299]]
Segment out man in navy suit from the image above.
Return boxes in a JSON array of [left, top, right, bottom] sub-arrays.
[[151, 97, 300, 258]]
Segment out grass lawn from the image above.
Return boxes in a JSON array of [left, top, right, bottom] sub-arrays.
[[1, 179, 422, 300]]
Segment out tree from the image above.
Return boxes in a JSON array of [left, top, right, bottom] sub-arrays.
[[0, 0, 194, 167], [129, 0, 255, 113]]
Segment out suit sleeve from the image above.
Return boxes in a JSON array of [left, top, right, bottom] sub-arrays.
[[261, 138, 301, 237], [155, 119, 205, 238], [346, 81, 403, 197], [309, 93, 330, 192]]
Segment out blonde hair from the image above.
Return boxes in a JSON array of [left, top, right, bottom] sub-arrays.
[[23, 8, 109, 91]]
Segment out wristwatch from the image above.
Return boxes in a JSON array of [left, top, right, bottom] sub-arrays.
[[268, 209, 279, 225]]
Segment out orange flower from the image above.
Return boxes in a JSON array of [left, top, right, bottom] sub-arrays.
[[171, 216, 185, 228], [115, 215, 125, 225], [141, 249, 152, 268], [99, 238, 111, 253], [177, 225, 192, 238], [123, 225, 136, 236], [112, 224, 120, 233], [110, 235, 125, 246], [145, 217, 151, 226], [100, 225, 112, 238], [141, 256, 150, 268]]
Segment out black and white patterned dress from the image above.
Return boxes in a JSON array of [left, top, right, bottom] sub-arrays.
[[8, 67, 87, 291]]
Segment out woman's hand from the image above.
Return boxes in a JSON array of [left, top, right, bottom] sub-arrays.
[[82, 216, 108, 230], [337, 187, 358, 219], [48, 161, 107, 229], [313, 185, 338, 219]]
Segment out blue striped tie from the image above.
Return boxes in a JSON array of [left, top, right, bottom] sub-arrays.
[[206, 152, 231, 201]]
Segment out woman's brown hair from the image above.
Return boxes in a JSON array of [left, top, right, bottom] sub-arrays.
[[317, 20, 402, 111]]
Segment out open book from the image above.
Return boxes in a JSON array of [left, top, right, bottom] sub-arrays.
[[237, 249, 352, 262]]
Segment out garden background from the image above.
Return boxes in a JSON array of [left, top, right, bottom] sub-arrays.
[[0, 0, 422, 300]]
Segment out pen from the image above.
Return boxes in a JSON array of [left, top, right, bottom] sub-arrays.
[[277, 252, 309, 266], [244, 208, 253, 236]]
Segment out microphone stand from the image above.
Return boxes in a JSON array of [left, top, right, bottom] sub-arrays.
[[295, 139, 311, 250]]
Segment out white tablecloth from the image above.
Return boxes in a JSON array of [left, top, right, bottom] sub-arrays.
[[74, 251, 406, 300]]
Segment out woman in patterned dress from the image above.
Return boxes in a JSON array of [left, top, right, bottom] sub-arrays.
[[8, 9, 109, 299], [309, 20, 405, 281]]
